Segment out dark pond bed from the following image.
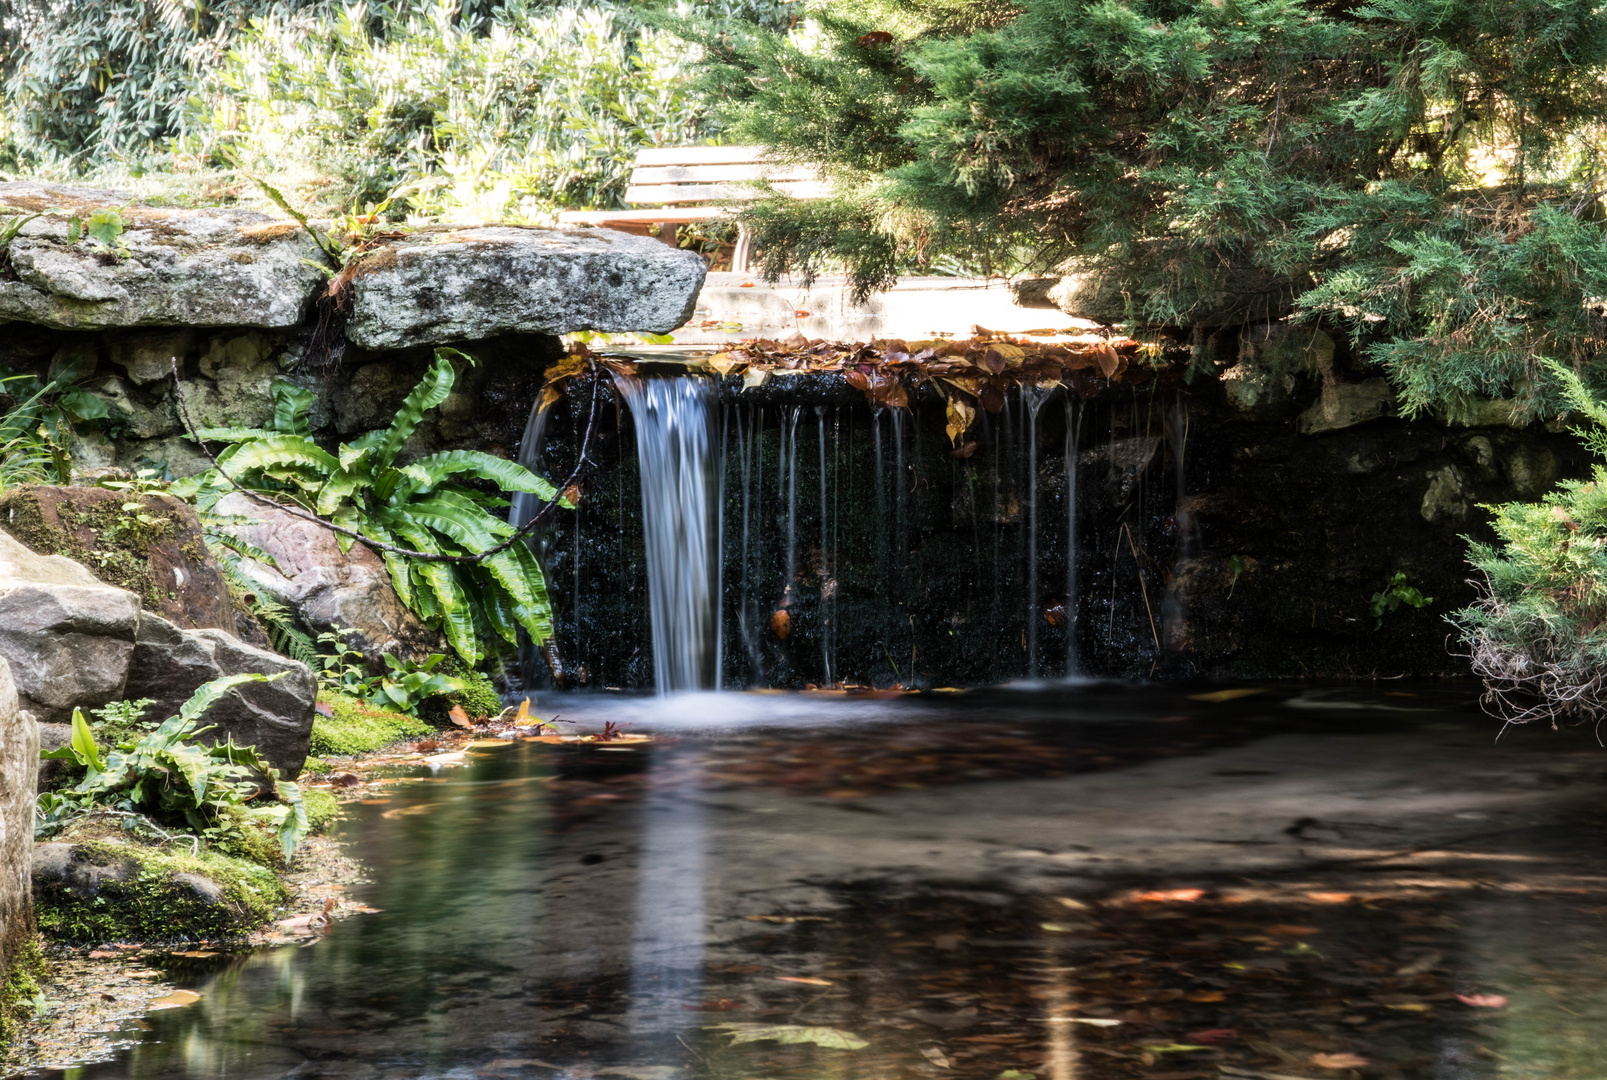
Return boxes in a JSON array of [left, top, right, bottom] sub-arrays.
[[36, 681, 1607, 1080]]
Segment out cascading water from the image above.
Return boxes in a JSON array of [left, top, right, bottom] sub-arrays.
[[614, 376, 720, 693], [1022, 386, 1054, 679], [1064, 398, 1084, 676]]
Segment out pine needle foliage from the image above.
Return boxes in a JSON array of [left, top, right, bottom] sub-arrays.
[[1453, 362, 1607, 727], [677, 0, 1607, 413]]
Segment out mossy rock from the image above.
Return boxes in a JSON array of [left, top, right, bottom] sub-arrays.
[[311, 692, 433, 757], [418, 668, 505, 726], [0, 484, 234, 631], [0, 935, 46, 1047], [32, 838, 286, 945]]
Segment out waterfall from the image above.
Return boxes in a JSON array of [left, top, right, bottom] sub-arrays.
[[614, 376, 720, 693], [511, 394, 559, 688], [1064, 398, 1084, 677], [1022, 386, 1054, 679]]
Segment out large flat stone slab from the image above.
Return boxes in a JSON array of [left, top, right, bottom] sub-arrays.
[[344, 225, 707, 349], [0, 182, 326, 330]]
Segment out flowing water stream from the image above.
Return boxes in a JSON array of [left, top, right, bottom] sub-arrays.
[[38, 683, 1607, 1080]]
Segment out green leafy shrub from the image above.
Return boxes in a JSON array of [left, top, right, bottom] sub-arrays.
[[38, 674, 310, 859], [1453, 363, 1607, 725], [0, 345, 115, 490], [1368, 574, 1435, 631], [190, 1, 712, 220], [178, 349, 567, 663]]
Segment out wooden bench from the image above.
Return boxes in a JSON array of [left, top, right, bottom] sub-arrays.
[[556, 146, 826, 272]]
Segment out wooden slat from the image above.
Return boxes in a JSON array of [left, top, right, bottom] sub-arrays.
[[634, 145, 773, 166], [623, 179, 831, 205], [629, 163, 820, 185], [557, 208, 735, 225]]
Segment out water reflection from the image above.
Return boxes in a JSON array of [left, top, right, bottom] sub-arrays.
[[39, 684, 1607, 1080]]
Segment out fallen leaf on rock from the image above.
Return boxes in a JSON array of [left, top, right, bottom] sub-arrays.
[[1311, 1052, 1370, 1069], [148, 989, 201, 1010], [1456, 993, 1508, 1008], [1305, 892, 1352, 903], [88, 950, 118, 959], [173, 951, 217, 958], [1185, 991, 1225, 1003], [771, 608, 792, 639], [776, 976, 833, 986], [448, 705, 473, 728], [714, 1023, 868, 1050], [920, 1047, 951, 1068], [1056, 897, 1090, 910]]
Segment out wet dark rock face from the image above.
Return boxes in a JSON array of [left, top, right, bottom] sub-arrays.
[[528, 371, 1588, 689]]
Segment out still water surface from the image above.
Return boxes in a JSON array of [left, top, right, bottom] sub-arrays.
[[45, 683, 1607, 1080]]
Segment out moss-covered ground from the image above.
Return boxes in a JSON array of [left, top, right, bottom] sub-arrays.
[[310, 692, 434, 757]]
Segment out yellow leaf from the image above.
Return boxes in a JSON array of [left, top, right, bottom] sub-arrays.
[[708, 351, 746, 376], [945, 396, 976, 445], [743, 367, 771, 390]]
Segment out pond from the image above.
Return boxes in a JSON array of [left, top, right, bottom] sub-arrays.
[[43, 682, 1607, 1080]]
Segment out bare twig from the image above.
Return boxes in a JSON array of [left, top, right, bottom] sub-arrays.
[[170, 357, 603, 565], [1118, 521, 1160, 650]]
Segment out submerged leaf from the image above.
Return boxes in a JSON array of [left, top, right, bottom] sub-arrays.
[[714, 1024, 868, 1050]]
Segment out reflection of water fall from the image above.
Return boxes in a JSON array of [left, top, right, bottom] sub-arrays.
[[615, 376, 721, 693], [627, 750, 707, 1039]]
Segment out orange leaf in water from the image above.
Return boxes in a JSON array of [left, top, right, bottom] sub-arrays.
[[1456, 993, 1508, 1008], [771, 609, 792, 639], [1311, 1052, 1370, 1070], [1136, 888, 1205, 903], [777, 976, 833, 986], [448, 705, 473, 729]]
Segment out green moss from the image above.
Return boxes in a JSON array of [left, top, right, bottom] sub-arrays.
[[453, 671, 506, 718], [311, 692, 432, 756], [302, 789, 340, 832], [418, 667, 504, 725], [35, 838, 287, 946], [300, 755, 331, 775], [0, 488, 177, 608], [0, 936, 47, 1048]]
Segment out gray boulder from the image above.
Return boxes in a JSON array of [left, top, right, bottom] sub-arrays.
[[123, 611, 316, 779], [0, 657, 38, 978], [344, 225, 707, 349], [213, 492, 442, 665], [0, 528, 139, 724], [0, 182, 326, 330]]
